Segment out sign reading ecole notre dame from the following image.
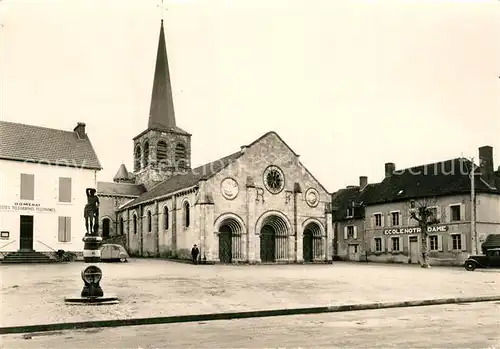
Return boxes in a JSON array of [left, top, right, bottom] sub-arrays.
[[0, 202, 55, 213], [383, 225, 449, 235]]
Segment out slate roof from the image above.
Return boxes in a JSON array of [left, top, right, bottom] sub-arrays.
[[97, 182, 147, 197], [331, 158, 500, 221], [0, 121, 102, 170], [120, 151, 243, 209]]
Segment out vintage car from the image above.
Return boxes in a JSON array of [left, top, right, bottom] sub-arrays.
[[100, 244, 129, 263], [464, 248, 500, 271]]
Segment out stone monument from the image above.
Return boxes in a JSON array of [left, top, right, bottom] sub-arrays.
[[64, 188, 118, 305]]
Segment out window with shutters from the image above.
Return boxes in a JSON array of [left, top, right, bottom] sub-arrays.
[[346, 207, 354, 218], [58, 216, 71, 242], [20, 174, 35, 200], [164, 206, 169, 230], [450, 205, 461, 221], [375, 237, 382, 252], [429, 235, 438, 251], [427, 206, 438, 220], [451, 234, 462, 250], [133, 214, 137, 234], [391, 237, 400, 251], [391, 211, 400, 226], [58, 177, 72, 203], [374, 213, 382, 227], [347, 225, 354, 239]]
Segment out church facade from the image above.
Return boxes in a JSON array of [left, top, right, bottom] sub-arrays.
[[98, 20, 333, 263]]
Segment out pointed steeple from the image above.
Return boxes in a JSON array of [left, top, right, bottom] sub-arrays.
[[148, 19, 176, 130]]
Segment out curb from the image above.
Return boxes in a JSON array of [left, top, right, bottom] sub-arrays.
[[1, 295, 499, 335]]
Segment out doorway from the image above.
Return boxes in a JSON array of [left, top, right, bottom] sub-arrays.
[[409, 236, 419, 264], [218, 225, 232, 263], [19, 215, 34, 251], [348, 244, 359, 261], [102, 218, 110, 239], [260, 225, 276, 263], [303, 230, 313, 262]]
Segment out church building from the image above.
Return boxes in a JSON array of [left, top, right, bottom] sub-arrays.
[[99, 20, 333, 263]]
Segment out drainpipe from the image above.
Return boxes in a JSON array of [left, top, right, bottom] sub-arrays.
[[470, 157, 477, 255]]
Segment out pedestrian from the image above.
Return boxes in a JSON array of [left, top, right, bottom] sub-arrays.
[[191, 244, 199, 264]]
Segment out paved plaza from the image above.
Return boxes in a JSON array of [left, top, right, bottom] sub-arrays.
[[1, 259, 499, 329], [2, 301, 499, 348]]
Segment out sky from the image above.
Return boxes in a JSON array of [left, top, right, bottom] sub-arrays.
[[0, 0, 499, 193]]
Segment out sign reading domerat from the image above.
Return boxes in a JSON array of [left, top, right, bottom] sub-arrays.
[[0, 202, 55, 213]]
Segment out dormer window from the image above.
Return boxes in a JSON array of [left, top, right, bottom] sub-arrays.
[[346, 207, 354, 218]]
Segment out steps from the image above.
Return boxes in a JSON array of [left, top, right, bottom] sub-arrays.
[[2, 251, 56, 264]]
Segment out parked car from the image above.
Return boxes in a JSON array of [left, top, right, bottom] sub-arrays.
[[464, 248, 500, 271], [100, 244, 129, 263]]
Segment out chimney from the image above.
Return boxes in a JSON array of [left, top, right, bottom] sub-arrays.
[[73, 122, 86, 139], [385, 163, 395, 178], [359, 176, 368, 190], [479, 146, 495, 187]]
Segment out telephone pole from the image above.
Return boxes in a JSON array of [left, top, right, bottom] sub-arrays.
[[470, 157, 477, 255]]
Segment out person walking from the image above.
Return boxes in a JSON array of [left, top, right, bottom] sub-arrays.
[[191, 244, 200, 264]]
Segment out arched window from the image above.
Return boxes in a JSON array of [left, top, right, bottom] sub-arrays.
[[134, 145, 142, 171], [164, 206, 169, 230], [147, 210, 152, 232], [157, 141, 167, 163], [133, 214, 137, 234], [175, 143, 186, 169], [183, 201, 190, 228], [102, 218, 110, 238], [120, 217, 124, 235], [144, 142, 150, 167]]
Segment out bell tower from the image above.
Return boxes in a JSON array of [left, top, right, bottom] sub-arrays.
[[133, 20, 192, 190]]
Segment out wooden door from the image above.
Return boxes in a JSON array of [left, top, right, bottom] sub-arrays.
[[409, 236, 419, 264], [303, 230, 313, 262], [260, 225, 276, 263], [19, 215, 34, 251]]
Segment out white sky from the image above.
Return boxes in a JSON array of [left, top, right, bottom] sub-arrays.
[[1, 0, 499, 192]]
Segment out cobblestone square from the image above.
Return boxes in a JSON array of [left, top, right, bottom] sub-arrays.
[[1, 260, 499, 327]]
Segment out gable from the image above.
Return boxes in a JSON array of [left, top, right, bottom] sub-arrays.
[[242, 132, 330, 196]]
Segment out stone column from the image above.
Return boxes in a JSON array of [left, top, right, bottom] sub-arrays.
[[153, 200, 159, 256], [296, 222, 304, 263], [326, 212, 333, 261], [246, 176, 258, 263]]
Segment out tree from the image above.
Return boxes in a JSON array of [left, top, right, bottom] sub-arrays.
[[407, 197, 441, 268]]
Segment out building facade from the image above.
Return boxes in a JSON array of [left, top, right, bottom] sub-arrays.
[[0, 122, 101, 259], [332, 148, 500, 266], [99, 20, 333, 263]]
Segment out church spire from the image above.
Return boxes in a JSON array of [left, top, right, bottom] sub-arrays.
[[148, 19, 176, 130]]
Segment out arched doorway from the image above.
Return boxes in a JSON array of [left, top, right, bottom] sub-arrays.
[[303, 221, 324, 262], [217, 215, 244, 263], [259, 214, 290, 263], [303, 230, 313, 262], [102, 218, 110, 239], [219, 225, 232, 263]]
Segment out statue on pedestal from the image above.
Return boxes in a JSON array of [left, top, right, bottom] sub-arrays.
[[84, 188, 100, 236]]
